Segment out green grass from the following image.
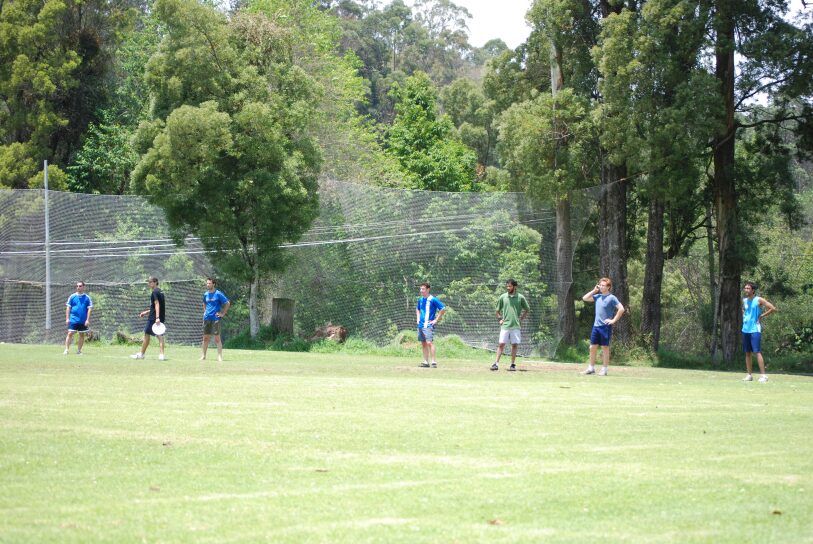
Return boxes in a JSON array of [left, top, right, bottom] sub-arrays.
[[1, 344, 812, 543]]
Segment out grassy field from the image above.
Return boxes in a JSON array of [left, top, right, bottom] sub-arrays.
[[1, 344, 812, 543]]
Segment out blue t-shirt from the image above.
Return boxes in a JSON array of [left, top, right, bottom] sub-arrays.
[[593, 293, 620, 327], [203, 290, 230, 321], [742, 297, 762, 334], [66, 293, 93, 324], [417, 295, 445, 329]]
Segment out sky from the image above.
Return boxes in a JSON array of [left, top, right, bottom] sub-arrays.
[[404, 0, 534, 49]]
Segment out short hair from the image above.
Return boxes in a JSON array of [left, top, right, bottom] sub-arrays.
[[744, 281, 758, 290], [207, 276, 216, 285], [506, 279, 518, 287], [76, 281, 85, 287], [599, 277, 612, 289], [420, 282, 431, 289], [148, 276, 159, 285]]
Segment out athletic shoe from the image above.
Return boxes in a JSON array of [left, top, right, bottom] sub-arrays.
[[431, 362, 437, 368], [158, 354, 166, 361], [758, 375, 768, 383], [581, 366, 595, 375], [419, 361, 430, 368], [63, 349, 69, 355], [508, 363, 517, 372], [217, 355, 223, 362], [598, 367, 608, 376], [199, 356, 206, 361], [130, 353, 144, 360], [742, 374, 753, 382], [490, 363, 499, 371], [76, 350, 82, 356]]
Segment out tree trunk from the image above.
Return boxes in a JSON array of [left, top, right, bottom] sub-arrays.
[[599, 162, 631, 344], [706, 203, 720, 360], [556, 197, 577, 345], [713, 2, 740, 362], [641, 197, 665, 350], [249, 267, 260, 338], [271, 298, 295, 336]]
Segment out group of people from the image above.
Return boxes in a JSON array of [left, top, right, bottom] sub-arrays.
[[416, 277, 777, 381], [63, 276, 231, 361], [65, 274, 777, 381]]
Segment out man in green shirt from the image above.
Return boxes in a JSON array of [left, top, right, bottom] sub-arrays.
[[491, 279, 530, 371]]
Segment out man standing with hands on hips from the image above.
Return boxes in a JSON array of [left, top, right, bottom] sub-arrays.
[[581, 277, 624, 376], [201, 277, 230, 362]]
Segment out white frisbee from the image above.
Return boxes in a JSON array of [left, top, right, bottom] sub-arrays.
[[151, 322, 166, 336]]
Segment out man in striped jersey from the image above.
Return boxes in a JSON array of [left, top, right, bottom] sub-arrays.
[[416, 282, 446, 368]]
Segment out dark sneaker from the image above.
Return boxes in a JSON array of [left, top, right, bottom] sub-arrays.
[[508, 363, 517, 371], [490, 363, 499, 371], [419, 361, 430, 368], [431, 362, 437, 368]]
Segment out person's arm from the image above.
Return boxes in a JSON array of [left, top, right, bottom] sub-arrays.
[[85, 306, 92, 326], [605, 302, 625, 325], [520, 297, 530, 321], [432, 308, 446, 325], [759, 297, 777, 320], [154, 297, 161, 322], [583, 285, 599, 302], [217, 301, 230, 318], [416, 308, 421, 325], [65, 300, 71, 324], [496, 298, 503, 323]]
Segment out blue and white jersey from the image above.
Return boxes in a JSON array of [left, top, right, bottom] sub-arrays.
[[66, 293, 93, 324], [203, 290, 230, 321], [742, 297, 762, 334], [417, 296, 445, 329]]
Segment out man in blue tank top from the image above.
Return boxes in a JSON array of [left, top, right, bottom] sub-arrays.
[[581, 277, 625, 376], [741, 281, 776, 383]]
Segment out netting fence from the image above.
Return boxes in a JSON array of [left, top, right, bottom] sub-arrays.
[[1, 182, 598, 356]]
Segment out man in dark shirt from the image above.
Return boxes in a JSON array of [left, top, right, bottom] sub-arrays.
[[131, 276, 166, 360]]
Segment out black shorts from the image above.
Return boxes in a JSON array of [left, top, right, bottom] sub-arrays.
[[68, 322, 88, 333], [144, 319, 165, 336]]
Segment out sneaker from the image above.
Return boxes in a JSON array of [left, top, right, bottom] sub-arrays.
[[76, 350, 82, 356], [508, 363, 517, 372], [63, 349, 69, 355], [419, 361, 430, 368], [581, 366, 595, 375], [598, 367, 608, 376], [758, 375, 768, 383], [490, 363, 499, 371], [431, 362, 437, 368], [217, 355, 223, 362], [130, 353, 144, 360], [742, 374, 753, 382], [158, 354, 166, 361], [199, 355, 206, 361]]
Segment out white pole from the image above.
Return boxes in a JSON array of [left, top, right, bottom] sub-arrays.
[[44, 160, 51, 332]]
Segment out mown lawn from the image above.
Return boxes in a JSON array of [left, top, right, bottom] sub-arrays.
[[1, 343, 811, 543]]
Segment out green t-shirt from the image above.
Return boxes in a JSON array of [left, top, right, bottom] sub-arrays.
[[496, 292, 530, 330]]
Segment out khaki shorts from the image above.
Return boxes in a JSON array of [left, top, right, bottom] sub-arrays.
[[203, 320, 221, 336]]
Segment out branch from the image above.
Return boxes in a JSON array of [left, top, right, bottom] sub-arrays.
[[738, 112, 813, 129], [734, 73, 794, 111]]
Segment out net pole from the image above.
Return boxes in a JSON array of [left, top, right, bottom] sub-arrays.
[[44, 160, 51, 332]]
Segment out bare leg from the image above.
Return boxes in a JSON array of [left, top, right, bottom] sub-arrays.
[[756, 352, 766, 375], [602, 346, 610, 368], [429, 341, 437, 363], [495, 343, 506, 363], [77, 333, 85, 352], [201, 334, 210, 359], [65, 331, 74, 351], [745, 352, 753, 375], [422, 342, 430, 362], [589, 344, 598, 365], [140, 334, 151, 355], [215, 335, 223, 360], [510, 344, 518, 365], [158, 335, 165, 356]]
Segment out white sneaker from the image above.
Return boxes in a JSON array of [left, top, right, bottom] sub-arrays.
[[419, 361, 430, 368], [581, 366, 595, 375], [742, 374, 753, 382], [431, 361, 437, 368], [217, 355, 223, 362], [199, 355, 206, 361], [758, 375, 768, 383], [158, 354, 166, 361], [63, 349, 69, 355], [598, 367, 608, 376], [130, 353, 144, 360]]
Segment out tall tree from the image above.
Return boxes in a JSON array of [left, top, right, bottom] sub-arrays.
[[132, 0, 323, 336]]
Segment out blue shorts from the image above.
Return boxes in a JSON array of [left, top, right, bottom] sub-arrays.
[[68, 322, 88, 333], [417, 327, 434, 343], [590, 325, 612, 347], [742, 332, 761, 353]]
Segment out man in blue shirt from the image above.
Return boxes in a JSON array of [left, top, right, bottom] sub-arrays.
[[201, 277, 230, 362], [581, 277, 625, 376], [64, 281, 92, 355], [741, 281, 776, 383], [416, 282, 446, 368]]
